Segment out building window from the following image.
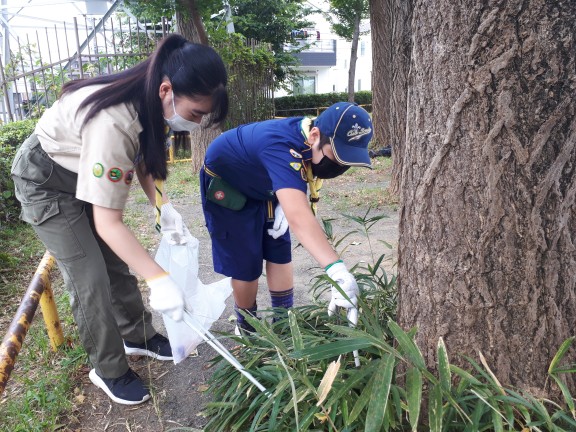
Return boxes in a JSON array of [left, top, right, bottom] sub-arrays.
[[293, 76, 316, 95], [360, 41, 366, 57]]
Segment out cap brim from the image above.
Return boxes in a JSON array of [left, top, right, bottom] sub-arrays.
[[330, 138, 372, 168]]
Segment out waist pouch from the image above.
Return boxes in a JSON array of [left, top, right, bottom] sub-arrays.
[[206, 176, 247, 211]]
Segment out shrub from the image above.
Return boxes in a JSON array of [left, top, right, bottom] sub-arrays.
[[275, 91, 372, 117], [203, 210, 576, 431], [0, 119, 37, 226]]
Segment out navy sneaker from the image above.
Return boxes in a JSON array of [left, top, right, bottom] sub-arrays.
[[124, 333, 173, 361], [89, 368, 150, 405]]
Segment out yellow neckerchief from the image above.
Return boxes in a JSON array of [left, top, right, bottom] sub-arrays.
[[299, 118, 323, 216]]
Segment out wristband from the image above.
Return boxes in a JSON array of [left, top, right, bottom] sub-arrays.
[[324, 260, 343, 272]]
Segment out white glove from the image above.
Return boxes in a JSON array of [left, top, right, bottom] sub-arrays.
[[160, 203, 186, 245], [146, 273, 185, 321], [267, 204, 289, 239], [326, 261, 358, 315]]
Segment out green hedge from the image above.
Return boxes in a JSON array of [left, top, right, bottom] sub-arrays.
[[274, 91, 372, 117], [0, 119, 37, 226]]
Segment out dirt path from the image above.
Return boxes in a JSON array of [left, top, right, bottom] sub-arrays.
[[71, 162, 398, 431]]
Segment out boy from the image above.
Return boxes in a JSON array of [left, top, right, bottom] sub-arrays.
[[200, 102, 373, 333]]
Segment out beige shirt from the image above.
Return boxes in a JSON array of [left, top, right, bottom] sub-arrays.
[[35, 85, 143, 209]]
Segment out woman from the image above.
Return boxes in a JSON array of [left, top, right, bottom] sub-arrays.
[[11, 34, 228, 405]]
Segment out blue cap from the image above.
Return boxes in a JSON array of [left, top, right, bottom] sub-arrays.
[[314, 102, 373, 167]]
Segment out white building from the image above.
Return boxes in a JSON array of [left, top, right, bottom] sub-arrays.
[[276, 5, 372, 97]]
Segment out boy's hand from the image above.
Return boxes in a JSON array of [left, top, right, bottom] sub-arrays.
[[146, 273, 185, 321], [326, 261, 358, 311]]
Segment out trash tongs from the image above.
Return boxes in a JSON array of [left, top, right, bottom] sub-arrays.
[[181, 307, 271, 397]]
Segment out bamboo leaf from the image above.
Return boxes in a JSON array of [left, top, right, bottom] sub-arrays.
[[428, 383, 443, 432], [289, 310, 304, 352], [348, 372, 374, 424], [548, 337, 575, 374], [365, 353, 395, 432], [388, 320, 426, 369], [291, 338, 373, 362], [316, 356, 341, 406], [406, 366, 422, 431], [437, 337, 451, 391], [478, 351, 505, 395], [549, 373, 575, 417]]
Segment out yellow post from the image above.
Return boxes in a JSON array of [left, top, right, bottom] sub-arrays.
[[0, 250, 61, 397], [37, 253, 64, 350]]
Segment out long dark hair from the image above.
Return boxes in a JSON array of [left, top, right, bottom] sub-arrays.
[[61, 34, 228, 179]]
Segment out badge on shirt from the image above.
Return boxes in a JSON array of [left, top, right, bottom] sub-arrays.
[[93, 163, 104, 178], [290, 162, 302, 171], [290, 149, 302, 159], [107, 167, 123, 182], [125, 170, 134, 185]]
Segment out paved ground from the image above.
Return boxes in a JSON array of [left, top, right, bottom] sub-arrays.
[[66, 162, 399, 431]]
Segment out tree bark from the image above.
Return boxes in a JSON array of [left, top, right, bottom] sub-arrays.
[[348, 14, 361, 102], [175, 0, 209, 45], [398, 0, 576, 395], [370, 0, 391, 152], [370, 0, 411, 191]]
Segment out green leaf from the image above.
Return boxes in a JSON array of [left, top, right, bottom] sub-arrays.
[[549, 373, 575, 417], [428, 383, 443, 432], [437, 337, 451, 392], [291, 338, 373, 362], [348, 375, 374, 424], [388, 320, 426, 369], [406, 366, 422, 431], [548, 337, 575, 374], [365, 354, 395, 432]]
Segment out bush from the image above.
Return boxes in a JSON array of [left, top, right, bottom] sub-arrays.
[[275, 91, 372, 117], [0, 119, 37, 226]]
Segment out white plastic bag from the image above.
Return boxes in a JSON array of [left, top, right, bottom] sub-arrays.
[[154, 229, 232, 364]]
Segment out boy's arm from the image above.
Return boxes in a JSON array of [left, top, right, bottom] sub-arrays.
[[275, 188, 339, 267]]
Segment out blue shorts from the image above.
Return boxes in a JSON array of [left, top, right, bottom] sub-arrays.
[[200, 169, 292, 281]]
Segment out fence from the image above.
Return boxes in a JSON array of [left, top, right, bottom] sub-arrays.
[[0, 9, 275, 128]]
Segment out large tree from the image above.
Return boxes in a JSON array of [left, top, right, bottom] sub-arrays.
[[329, 0, 369, 102], [370, 0, 411, 190], [397, 0, 576, 394]]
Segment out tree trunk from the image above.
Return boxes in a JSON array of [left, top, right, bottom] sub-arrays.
[[370, 0, 411, 191], [369, 0, 391, 151], [347, 14, 361, 102], [175, 0, 208, 45], [397, 0, 576, 396]]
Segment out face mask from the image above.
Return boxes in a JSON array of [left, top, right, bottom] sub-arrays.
[[311, 156, 350, 179], [164, 91, 201, 132]]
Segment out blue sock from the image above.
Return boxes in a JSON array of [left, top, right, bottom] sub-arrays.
[[234, 302, 258, 333], [270, 288, 294, 309], [270, 288, 293, 323]]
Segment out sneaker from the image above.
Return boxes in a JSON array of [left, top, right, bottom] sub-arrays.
[[124, 333, 173, 361], [89, 368, 150, 405], [234, 319, 257, 336]]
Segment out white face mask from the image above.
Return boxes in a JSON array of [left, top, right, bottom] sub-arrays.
[[164, 91, 201, 132]]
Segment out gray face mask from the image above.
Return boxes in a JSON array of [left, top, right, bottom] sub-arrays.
[[164, 91, 201, 132]]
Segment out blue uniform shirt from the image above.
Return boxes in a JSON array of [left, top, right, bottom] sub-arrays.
[[204, 117, 312, 200]]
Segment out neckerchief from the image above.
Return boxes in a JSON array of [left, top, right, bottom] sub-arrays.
[[299, 118, 323, 216]]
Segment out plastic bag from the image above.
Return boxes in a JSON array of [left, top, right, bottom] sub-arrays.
[[154, 229, 232, 364]]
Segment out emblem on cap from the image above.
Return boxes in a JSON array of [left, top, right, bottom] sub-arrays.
[[347, 123, 372, 142]]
